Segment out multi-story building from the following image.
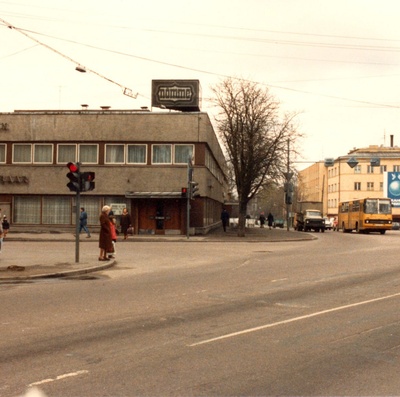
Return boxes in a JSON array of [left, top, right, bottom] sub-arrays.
[[298, 141, 400, 221], [0, 108, 228, 235]]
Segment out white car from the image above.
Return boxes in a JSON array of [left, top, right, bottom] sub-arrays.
[[323, 217, 333, 230]]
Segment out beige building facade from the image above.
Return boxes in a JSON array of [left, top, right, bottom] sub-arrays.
[[0, 109, 228, 235], [298, 144, 400, 221]]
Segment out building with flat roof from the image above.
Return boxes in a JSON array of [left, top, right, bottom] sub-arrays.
[[0, 108, 228, 235], [298, 141, 400, 221]]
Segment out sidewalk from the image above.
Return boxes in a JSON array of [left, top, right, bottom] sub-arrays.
[[0, 227, 315, 281]]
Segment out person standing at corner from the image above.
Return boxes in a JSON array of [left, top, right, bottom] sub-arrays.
[[120, 207, 132, 240], [267, 212, 274, 230], [2, 215, 10, 238], [99, 205, 113, 261], [79, 207, 91, 238], [221, 208, 230, 232]]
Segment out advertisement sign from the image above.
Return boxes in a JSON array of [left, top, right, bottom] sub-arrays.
[[152, 80, 201, 111], [384, 172, 400, 207]]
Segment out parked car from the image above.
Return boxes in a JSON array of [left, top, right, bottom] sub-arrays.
[[274, 219, 284, 228], [324, 217, 333, 230], [392, 222, 400, 230]]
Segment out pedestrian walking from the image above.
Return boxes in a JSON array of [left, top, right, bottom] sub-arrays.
[[120, 207, 132, 239], [2, 215, 10, 238], [267, 212, 274, 230], [221, 208, 230, 232], [99, 205, 113, 261], [259, 212, 266, 228], [79, 207, 91, 237], [0, 215, 3, 253]]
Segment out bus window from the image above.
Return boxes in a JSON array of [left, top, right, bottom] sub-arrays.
[[365, 199, 378, 214], [378, 200, 391, 214]]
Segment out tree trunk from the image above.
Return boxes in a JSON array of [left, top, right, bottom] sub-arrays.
[[237, 200, 248, 237]]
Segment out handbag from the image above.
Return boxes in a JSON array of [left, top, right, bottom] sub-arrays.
[[127, 226, 134, 235]]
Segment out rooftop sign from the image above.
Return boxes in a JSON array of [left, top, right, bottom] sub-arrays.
[[151, 80, 201, 112]]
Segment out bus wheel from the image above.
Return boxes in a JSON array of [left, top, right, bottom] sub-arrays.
[[380, 230, 386, 235]]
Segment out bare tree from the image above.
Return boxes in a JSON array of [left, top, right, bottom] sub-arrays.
[[211, 78, 301, 236]]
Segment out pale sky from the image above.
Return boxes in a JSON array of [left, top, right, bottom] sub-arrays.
[[1, 0, 400, 169]]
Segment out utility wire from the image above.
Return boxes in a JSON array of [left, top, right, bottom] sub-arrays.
[[0, 17, 139, 99]]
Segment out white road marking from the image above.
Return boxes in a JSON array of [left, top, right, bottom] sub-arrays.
[[189, 292, 400, 347], [28, 370, 89, 387]]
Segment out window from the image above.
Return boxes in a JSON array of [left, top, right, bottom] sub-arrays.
[[354, 165, 361, 174], [106, 144, 125, 164], [367, 182, 374, 191], [380, 165, 387, 173], [367, 165, 374, 174], [13, 144, 31, 163], [0, 144, 5, 163], [58, 144, 76, 163], [127, 145, 147, 164], [34, 144, 53, 163], [152, 144, 172, 164], [394, 165, 400, 172], [354, 182, 361, 191], [174, 144, 193, 164], [79, 144, 98, 164], [14, 196, 41, 223], [42, 196, 71, 224], [380, 182, 383, 191]]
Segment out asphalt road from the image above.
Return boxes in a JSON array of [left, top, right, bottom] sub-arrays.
[[2, 231, 400, 396]]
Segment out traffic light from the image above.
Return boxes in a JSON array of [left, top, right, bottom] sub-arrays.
[[189, 181, 199, 199], [285, 192, 293, 205], [66, 162, 81, 192], [181, 187, 188, 198], [81, 172, 95, 192]]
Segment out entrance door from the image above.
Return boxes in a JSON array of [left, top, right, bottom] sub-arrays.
[[137, 199, 182, 235]]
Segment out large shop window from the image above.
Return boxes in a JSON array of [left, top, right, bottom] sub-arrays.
[[106, 144, 125, 164], [14, 196, 41, 224], [127, 144, 147, 164], [152, 144, 172, 164], [42, 196, 71, 224], [175, 144, 193, 164]]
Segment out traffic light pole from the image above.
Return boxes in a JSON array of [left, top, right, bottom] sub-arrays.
[[186, 158, 192, 239], [75, 190, 80, 263]]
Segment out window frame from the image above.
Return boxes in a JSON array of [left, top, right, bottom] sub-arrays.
[[33, 143, 53, 164], [152, 144, 172, 165], [12, 143, 32, 164], [127, 144, 147, 164]]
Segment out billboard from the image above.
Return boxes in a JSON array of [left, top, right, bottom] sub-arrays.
[[152, 80, 202, 111], [384, 172, 400, 207]]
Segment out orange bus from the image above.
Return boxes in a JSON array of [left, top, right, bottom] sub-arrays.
[[338, 197, 392, 234]]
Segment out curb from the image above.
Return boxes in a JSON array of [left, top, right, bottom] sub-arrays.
[[0, 260, 116, 281]]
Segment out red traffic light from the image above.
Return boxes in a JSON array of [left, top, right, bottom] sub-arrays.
[[181, 187, 187, 198], [67, 162, 79, 172]]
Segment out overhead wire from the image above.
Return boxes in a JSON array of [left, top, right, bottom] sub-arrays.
[[0, 17, 140, 99], [1, 15, 400, 109]]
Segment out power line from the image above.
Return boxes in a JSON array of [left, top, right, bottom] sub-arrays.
[[0, 17, 140, 99]]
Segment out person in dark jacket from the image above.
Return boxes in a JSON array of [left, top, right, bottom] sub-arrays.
[[99, 205, 113, 261], [259, 212, 266, 228], [120, 207, 132, 239], [2, 215, 10, 238], [267, 212, 274, 230], [221, 208, 230, 232], [79, 207, 91, 237]]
